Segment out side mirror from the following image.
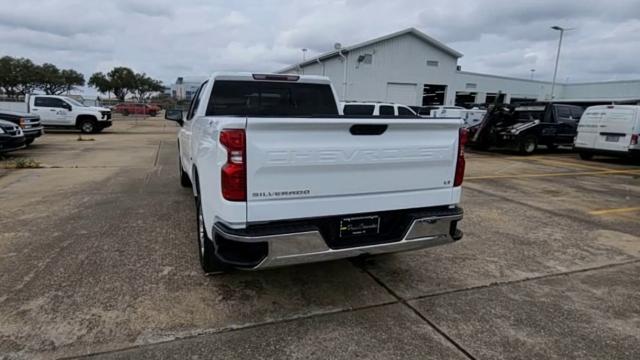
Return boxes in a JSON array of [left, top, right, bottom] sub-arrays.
[[165, 109, 184, 125], [64, 104, 72, 111]]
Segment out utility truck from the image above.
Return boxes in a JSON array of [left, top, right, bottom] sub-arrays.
[[0, 95, 112, 133]]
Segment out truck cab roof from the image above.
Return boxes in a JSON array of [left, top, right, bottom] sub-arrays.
[[208, 72, 332, 85]]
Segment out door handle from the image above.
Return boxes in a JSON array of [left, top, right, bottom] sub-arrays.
[[50, 109, 56, 111]]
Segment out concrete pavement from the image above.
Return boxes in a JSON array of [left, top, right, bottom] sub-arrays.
[[0, 119, 638, 359]]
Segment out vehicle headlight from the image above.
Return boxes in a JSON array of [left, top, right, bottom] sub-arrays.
[[0, 128, 5, 134]]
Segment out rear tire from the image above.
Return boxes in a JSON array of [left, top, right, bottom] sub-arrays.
[[178, 153, 192, 188], [579, 152, 594, 160], [122, 109, 130, 116], [519, 136, 537, 155], [196, 196, 228, 274], [79, 119, 97, 134]]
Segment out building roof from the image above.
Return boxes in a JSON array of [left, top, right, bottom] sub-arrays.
[[457, 71, 555, 85], [277, 27, 463, 73]]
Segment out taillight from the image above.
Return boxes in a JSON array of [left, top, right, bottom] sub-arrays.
[[631, 134, 639, 146], [220, 129, 246, 201], [454, 128, 468, 187]]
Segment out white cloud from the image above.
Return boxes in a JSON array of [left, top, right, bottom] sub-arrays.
[[0, 0, 638, 89]]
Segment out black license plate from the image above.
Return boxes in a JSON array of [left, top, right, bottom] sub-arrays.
[[339, 215, 380, 238]]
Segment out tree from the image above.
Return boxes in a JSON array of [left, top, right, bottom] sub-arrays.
[[33, 63, 85, 95], [0, 56, 38, 98], [37, 63, 63, 95], [133, 73, 164, 101], [60, 69, 85, 94], [0, 57, 85, 97], [88, 67, 136, 101]]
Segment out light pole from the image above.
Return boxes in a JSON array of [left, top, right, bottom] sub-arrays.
[[550, 26, 573, 99], [301, 48, 308, 62], [530, 69, 535, 80]]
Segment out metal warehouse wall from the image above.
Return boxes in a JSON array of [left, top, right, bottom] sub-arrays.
[[295, 33, 459, 106], [279, 29, 640, 106], [453, 71, 558, 102], [562, 80, 640, 100]]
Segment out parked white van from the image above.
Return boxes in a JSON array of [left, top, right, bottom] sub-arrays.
[[574, 105, 640, 160]]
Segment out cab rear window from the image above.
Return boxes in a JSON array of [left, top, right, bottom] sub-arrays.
[[206, 81, 338, 117]]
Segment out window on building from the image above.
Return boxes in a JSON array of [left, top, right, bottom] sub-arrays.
[[485, 93, 505, 104], [343, 104, 375, 115], [358, 53, 373, 65], [379, 105, 394, 116], [510, 97, 537, 105], [426, 60, 439, 67], [422, 84, 447, 106], [455, 92, 477, 107]]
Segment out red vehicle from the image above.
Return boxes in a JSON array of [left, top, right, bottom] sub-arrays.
[[113, 103, 158, 116], [147, 103, 163, 111]]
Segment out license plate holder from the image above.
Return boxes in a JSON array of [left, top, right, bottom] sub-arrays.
[[339, 215, 380, 238], [605, 135, 620, 142]]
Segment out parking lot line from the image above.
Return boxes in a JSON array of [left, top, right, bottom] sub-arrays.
[[530, 158, 619, 171], [588, 207, 640, 216], [466, 168, 640, 181]]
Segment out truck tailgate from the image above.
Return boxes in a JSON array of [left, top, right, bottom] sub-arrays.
[[246, 117, 461, 222]]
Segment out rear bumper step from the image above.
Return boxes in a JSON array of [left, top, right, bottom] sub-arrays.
[[212, 206, 463, 270]]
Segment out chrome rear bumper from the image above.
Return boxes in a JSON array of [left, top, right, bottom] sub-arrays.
[[213, 210, 462, 270]]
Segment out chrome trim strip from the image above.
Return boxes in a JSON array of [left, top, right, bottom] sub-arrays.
[[213, 212, 462, 270]]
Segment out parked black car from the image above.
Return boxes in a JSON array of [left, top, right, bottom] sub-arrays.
[[0, 110, 44, 146], [469, 102, 584, 154], [0, 119, 26, 153]]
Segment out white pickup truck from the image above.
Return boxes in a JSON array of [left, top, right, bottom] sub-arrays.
[[165, 73, 466, 272], [0, 95, 112, 133]]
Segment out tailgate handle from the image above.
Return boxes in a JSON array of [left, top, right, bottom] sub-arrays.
[[350, 124, 388, 136]]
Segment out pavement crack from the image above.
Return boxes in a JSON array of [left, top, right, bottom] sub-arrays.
[[353, 261, 478, 360], [61, 300, 399, 359], [406, 258, 640, 303], [153, 141, 162, 167], [464, 185, 640, 236]]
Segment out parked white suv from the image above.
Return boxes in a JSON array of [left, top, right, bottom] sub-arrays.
[[0, 95, 112, 133], [166, 73, 466, 272], [341, 101, 418, 117]]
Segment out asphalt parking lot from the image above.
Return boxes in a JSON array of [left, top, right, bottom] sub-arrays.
[[1, 119, 639, 359]]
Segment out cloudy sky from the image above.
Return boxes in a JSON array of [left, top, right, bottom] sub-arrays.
[[1, 0, 640, 90]]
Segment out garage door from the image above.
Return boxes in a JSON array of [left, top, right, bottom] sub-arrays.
[[385, 83, 417, 105]]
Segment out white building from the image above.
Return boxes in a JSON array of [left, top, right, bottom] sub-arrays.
[[277, 28, 640, 107], [171, 76, 206, 101]]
